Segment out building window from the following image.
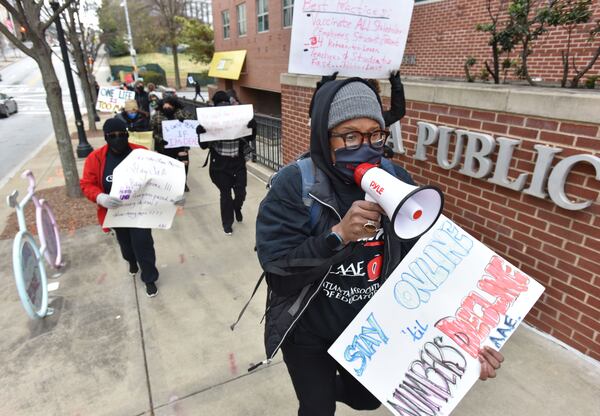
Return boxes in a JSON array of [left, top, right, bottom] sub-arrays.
[[257, 0, 269, 32], [222, 10, 230, 39], [283, 0, 293, 28], [237, 3, 247, 36]]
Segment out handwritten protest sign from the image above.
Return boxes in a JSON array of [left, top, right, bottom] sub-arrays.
[[128, 131, 154, 151], [288, 0, 415, 78], [103, 149, 185, 229], [162, 119, 201, 148], [96, 87, 136, 113], [196, 104, 253, 143], [328, 215, 544, 416]]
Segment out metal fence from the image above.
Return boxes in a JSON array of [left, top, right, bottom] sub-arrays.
[[254, 114, 282, 170]]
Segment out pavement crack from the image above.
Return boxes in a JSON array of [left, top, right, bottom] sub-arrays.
[[152, 361, 284, 411], [134, 278, 155, 415]]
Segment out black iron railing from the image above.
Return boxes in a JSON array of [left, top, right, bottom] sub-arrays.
[[254, 114, 282, 171]]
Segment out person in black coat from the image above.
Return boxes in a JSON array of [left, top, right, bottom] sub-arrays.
[[116, 100, 150, 132], [196, 90, 256, 235], [134, 81, 150, 113]]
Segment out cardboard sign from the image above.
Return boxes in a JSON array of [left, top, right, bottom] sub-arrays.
[[288, 0, 414, 78], [96, 87, 136, 113], [196, 104, 253, 143], [328, 215, 545, 416], [162, 119, 201, 148], [103, 149, 185, 229], [128, 131, 154, 151]]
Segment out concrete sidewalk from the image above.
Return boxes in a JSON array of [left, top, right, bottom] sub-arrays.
[[0, 133, 598, 416]]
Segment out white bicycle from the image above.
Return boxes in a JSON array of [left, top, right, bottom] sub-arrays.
[[6, 170, 63, 319]]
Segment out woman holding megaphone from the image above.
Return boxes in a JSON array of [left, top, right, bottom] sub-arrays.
[[255, 78, 504, 416]]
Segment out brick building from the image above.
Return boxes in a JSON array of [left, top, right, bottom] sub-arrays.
[[210, 1, 600, 361]]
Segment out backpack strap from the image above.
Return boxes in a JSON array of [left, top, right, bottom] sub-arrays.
[[296, 157, 321, 232], [230, 272, 265, 331]]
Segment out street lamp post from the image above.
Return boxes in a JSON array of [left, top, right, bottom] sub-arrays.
[[50, 1, 93, 158], [122, 0, 138, 80]]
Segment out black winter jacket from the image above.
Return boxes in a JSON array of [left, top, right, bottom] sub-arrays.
[[255, 78, 418, 363]]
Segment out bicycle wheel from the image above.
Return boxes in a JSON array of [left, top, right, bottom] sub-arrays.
[[12, 231, 49, 319], [37, 199, 62, 269]]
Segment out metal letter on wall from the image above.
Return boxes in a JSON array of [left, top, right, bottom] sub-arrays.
[[387, 121, 405, 155], [547, 154, 600, 210], [458, 131, 496, 179], [415, 122, 438, 161], [523, 145, 563, 199], [437, 127, 466, 170], [488, 137, 529, 191]]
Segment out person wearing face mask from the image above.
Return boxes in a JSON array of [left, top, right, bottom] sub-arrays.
[[134, 81, 150, 113], [80, 118, 186, 297], [151, 96, 194, 192], [116, 100, 150, 132], [255, 79, 504, 415], [195, 90, 256, 235]]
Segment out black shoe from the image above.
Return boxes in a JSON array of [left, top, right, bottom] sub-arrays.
[[185, 184, 190, 192], [224, 226, 233, 236], [129, 263, 139, 277], [235, 209, 243, 222], [146, 282, 158, 297]]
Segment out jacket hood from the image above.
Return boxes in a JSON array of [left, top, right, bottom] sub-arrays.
[[309, 78, 382, 186]]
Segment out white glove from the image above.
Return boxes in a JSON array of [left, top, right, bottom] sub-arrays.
[[174, 195, 186, 206], [97, 193, 123, 209]]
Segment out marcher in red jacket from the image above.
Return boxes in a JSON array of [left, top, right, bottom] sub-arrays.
[[81, 118, 184, 298]]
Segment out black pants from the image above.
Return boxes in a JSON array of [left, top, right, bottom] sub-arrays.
[[282, 325, 381, 416], [114, 228, 159, 283], [209, 154, 247, 230]]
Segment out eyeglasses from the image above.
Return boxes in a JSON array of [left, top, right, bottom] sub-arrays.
[[329, 130, 389, 150]]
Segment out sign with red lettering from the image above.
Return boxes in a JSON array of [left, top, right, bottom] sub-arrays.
[[288, 0, 415, 78], [328, 215, 544, 416]]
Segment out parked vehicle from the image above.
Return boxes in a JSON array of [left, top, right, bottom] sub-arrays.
[[0, 92, 18, 118]]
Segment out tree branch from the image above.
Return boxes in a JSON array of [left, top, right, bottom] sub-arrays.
[[42, 0, 78, 32], [0, 21, 35, 59]]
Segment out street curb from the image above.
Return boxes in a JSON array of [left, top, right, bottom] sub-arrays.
[[246, 161, 273, 184], [0, 131, 55, 190]]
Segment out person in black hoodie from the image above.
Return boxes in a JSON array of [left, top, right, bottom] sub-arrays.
[[116, 99, 150, 132], [196, 90, 256, 235], [134, 81, 150, 113], [255, 79, 504, 416]]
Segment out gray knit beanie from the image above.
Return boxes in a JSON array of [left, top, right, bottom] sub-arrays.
[[327, 82, 384, 130]]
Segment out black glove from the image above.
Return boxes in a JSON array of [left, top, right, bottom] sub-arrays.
[[389, 70, 402, 89], [196, 124, 206, 134], [316, 71, 338, 90], [247, 119, 256, 129]]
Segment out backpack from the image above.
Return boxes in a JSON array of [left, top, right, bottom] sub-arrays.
[[230, 156, 397, 332]]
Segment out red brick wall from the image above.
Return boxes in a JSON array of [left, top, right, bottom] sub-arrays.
[[281, 83, 600, 360], [214, 0, 600, 85], [213, 0, 292, 93], [402, 0, 600, 83]]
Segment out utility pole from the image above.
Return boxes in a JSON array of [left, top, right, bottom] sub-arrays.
[[50, 1, 93, 158], [122, 0, 137, 80]]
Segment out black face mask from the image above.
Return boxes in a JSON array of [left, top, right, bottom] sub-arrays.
[[333, 144, 383, 183], [163, 107, 175, 118], [105, 133, 129, 154]]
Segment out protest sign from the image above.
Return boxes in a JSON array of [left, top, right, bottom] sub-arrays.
[[196, 104, 253, 143], [288, 0, 414, 78], [328, 215, 545, 416], [162, 119, 201, 148], [96, 87, 136, 113], [103, 149, 185, 229], [128, 131, 154, 151]]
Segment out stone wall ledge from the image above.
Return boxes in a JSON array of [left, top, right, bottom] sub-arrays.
[[280, 73, 600, 125]]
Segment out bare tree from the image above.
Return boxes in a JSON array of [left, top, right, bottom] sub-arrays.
[[0, 0, 81, 197], [150, 0, 187, 89], [63, 0, 97, 131]]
